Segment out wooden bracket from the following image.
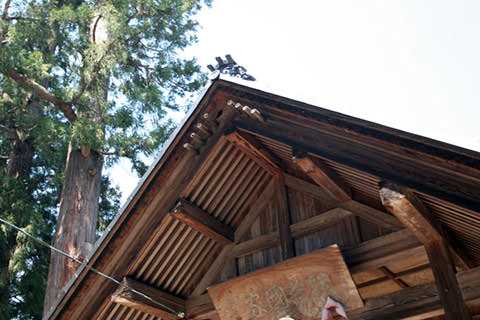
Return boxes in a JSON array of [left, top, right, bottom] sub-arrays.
[[171, 199, 234, 245], [111, 277, 185, 319]]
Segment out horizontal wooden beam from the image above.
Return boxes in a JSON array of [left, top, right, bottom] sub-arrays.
[[291, 207, 353, 238], [186, 293, 216, 319], [231, 207, 352, 258], [284, 173, 403, 229], [111, 277, 185, 319], [185, 265, 480, 320], [171, 199, 234, 245], [233, 226, 424, 276], [349, 265, 480, 320], [341, 228, 424, 273]]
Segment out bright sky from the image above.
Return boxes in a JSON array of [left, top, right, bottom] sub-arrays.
[[110, 0, 480, 204]]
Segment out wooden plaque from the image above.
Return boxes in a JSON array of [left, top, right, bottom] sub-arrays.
[[208, 245, 362, 320]]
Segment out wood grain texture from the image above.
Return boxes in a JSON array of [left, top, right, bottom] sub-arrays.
[[294, 155, 351, 202], [171, 198, 234, 245], [284, 173, 403, 229], [111, 277, 185, 318], [426, 239, 472, 320], [380, 182, 442, 244], [208, 245, 363, 320], [349, 265, 480, 320], [276, 175, 295, 260]]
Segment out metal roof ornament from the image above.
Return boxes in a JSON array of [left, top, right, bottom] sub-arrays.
[[207, 54, 256, 81]]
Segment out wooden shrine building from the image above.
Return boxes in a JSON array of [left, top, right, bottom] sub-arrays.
[[44, 73, 480, 320]]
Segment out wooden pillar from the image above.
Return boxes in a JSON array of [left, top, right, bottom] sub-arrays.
[[379, 181, 471, 320], [425, 239, 472, 320]]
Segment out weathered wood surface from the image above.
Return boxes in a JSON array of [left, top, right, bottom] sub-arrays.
[[171, 199, 234, 245], [191, 177, 277, 297], [294, 155, 351, 202], [231, 115, 480, 212], [276, 175, 295, 259], [111, 277, 185, 319], [379, 181, 442, 244], [379, 181, 470, 270], [231, 207, 353, 258], [225, 131, 282, 171], [197, 266, 480, 320], [349, 265, 480, 320], [426, 239, 472, 320], [47, 93, 238, 320], [208, 245, 363, 320], [284, 173, 403, 229]]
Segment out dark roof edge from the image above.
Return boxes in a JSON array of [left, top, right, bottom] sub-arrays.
[[43, 78, 220, 320], [216, 78, 480, 168]]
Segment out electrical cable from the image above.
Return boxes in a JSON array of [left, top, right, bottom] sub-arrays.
[[0, 216, 184, 319]]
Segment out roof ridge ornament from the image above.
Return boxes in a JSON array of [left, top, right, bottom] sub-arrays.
[[207, 54, 256, 81]]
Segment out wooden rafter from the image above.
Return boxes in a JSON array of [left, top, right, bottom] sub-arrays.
[[111, 277, 185, 319], [171, 199, 234, 245], [191, 177, 277, 297], [293, 155, 351, 202], [225, 131, 282, 175], [284, 172, 403, 229], [379, 181, 472, 320]]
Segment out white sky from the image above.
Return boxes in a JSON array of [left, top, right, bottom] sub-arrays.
[[110, 0, 480, 204]]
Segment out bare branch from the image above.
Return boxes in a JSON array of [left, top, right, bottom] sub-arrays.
[[97, 150, 116, 156], [4, 69, 77, 123]]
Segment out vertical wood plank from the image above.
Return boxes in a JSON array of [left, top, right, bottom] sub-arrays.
[[276, 175, 295, 260]]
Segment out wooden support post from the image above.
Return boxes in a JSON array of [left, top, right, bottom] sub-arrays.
[[426, 239, 472, 320], [111, 277, 185, 319], [276, 175, 295, 260], [348, 265, 480, 320], [171, 199, 234, 245], [379, 181, 471, 320]]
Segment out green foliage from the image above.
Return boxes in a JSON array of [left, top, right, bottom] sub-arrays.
[[0, 0, 210, 318]]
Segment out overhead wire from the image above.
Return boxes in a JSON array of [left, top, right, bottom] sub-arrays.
[[0, 216, 185, 319]]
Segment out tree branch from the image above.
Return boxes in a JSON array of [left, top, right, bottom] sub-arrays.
[[0, 0, 12, 54], [4, 69, 77, 123], [0, 123, 17, 138]]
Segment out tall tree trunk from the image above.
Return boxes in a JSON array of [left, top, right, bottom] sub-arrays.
[[43, 144, 102, 315], [43, 11, 109, 315]]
